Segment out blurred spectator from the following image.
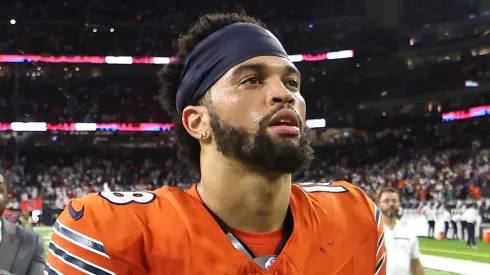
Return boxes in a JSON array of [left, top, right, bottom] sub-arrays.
[[1, 118, 489, 211], [18, 210, 32, 230]]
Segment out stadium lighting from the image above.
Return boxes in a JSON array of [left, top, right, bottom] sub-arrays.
[[465, 80, 479, 87], [110, 28, 114, 32], [93, 28, 97, 33], [10, 19, 16, 25], [0, 49, 355, 65]]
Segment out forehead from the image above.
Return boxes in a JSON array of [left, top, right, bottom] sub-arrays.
[[380, 192, 399, 200], [222, 55, 299, 77]]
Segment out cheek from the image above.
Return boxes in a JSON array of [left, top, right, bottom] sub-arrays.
[[212, 88, 239, 111], [212, 94, 256, 127], [250, 110, 263, 125], [380, 203, 390, 210], [295, 94, 307, 118], [229, 105, 262, 129]]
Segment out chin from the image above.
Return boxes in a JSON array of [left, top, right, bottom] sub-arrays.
[[271, 136, 302, 147]]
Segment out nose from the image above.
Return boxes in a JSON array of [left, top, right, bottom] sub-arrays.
[[266, 80, 296, 106]]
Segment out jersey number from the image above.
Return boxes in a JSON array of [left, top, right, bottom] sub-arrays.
[[301, 182, 348, 193], [98, 191, 156, 205]]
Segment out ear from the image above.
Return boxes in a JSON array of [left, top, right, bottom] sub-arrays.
[[181, 105, 210, 140]]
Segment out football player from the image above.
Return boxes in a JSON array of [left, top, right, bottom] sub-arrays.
[[46, 12, 386, 275]]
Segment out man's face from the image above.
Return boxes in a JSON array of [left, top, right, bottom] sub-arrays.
[[378, 191, 400, 219], [0, 183, 8, 216], [205, 56, 314, 174]]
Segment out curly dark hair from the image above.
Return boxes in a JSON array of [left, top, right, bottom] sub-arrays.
[[157, 12, 266, 173]]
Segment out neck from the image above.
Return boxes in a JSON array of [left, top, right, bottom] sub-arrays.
[[383, 216, 397, 229], [198, 151, 291, 232]]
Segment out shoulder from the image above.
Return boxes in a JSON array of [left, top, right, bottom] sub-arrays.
[[55, 186, 183, 238], [396, 222, 418, 240], [296, 181, 373, 206], [52, 187, 186, 260], [66, 186, 176, 225], [17, 224, 41, 239], [295, 181, 379, 227], [4, 219, 42, 246]]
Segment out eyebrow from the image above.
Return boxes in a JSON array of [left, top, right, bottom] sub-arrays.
[[231, 62, 300, 78]]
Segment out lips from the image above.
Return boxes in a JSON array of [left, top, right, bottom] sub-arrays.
[[268, 109, 300, 127], [267, 109, 301, 135]]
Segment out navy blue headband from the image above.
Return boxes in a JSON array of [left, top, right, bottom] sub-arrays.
[[176, 22, 290, 113]]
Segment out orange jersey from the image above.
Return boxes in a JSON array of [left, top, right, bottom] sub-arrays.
[[46, 181, 386, 275]]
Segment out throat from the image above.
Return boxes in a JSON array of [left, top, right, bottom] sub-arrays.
[[196, 179, 290, 233], [384, 217, 397, 229]]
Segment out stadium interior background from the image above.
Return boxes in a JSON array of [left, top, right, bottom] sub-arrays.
[[1, 0, 490, 274]]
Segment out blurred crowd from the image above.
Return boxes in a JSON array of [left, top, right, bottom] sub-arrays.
[[2, 150, 196, 210], [0, 51, 488, 124], [0, 0, 489, 213], [1, 0, 365, 23], [1, 118, 490, 211], [0, 0, 488, 125], [0, 76, 162, 123], [0, 0, 366, 56], [0, 0, 484, 56], [299, 118, 490, 202]]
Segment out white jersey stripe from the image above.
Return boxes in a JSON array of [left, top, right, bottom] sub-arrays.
[[374, 251, 386, 275], [376, 231, 385, 256], [53, 223, 109, 259], [49, 241, 115, 275], [48, 248, 93, 275], [56, 220, 104, 246], [45, 262, 64, 275]]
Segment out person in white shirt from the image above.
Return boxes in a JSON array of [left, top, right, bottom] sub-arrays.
[[459, 204, 467, 240], [441, 205, 451, 239], [463, 203, 478, 248], [377, 188, 425, 275], [422, 203, 436, 238], [450, 210, 460, 240]]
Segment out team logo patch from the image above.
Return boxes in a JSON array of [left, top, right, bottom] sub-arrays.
[[68, 201, 85, 221]]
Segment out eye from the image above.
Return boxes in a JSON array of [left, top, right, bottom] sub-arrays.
[[286, 79, 299, 89], [242, 77, 261, 85]]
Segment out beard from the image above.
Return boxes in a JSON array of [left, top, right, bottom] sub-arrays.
[[208, 105, 314, 174], [381, 207, 399, 219]]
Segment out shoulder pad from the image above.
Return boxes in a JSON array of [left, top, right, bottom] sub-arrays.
[[297, 181, 379, 235], [67, 190, 160, 225], [97, 190, 157, 205], [298, 181, 373, 208], [298, 181, 354, 193]]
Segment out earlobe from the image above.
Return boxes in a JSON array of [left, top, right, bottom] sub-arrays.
[[198, 132, 209, 140], [181, 106, 210, 140]]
